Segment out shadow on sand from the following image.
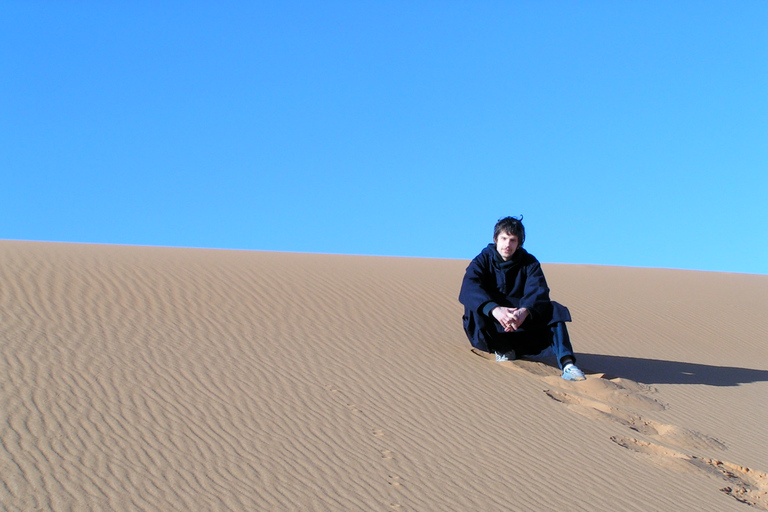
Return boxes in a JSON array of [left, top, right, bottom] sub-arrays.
[[577, 353, 768, 387]]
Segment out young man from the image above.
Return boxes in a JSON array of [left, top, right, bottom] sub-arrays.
[[459, 216, 586, 381]]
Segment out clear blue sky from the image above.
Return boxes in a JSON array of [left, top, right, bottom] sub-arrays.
[[2, 1, 766, 274]]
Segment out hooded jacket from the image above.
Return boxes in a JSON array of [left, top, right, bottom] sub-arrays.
[[458, 244, 571, 352]]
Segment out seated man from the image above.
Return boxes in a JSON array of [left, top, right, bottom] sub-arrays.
[[459, 216, 586, 381]]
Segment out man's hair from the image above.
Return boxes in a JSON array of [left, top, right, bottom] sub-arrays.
[[493, 216, 525, 246]]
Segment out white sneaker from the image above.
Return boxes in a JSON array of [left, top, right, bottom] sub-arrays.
[[495, 350, 516, 362], [562, 363, 586, 381]]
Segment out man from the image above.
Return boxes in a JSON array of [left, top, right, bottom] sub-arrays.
[[459, 216, 586, 381]]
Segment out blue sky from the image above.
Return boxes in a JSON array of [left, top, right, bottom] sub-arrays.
[[2, 1, 766, 274]]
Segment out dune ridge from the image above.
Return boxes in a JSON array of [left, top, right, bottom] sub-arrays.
[[1, 241, 766, 511]]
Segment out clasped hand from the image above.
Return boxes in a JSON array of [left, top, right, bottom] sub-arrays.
[[492, 306, 529, 332]]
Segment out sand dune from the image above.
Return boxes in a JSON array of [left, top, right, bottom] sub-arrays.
[[1, 241, 766, 511]]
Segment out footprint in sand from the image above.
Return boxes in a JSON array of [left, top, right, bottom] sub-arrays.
[[324, 385, 406, 505], [323, 384, 364, 413], [546, 373, 667, 411], [612, 437, 768, 510], [372, 429, 394, 459], [472, 348, 765, 509], [474, 349, 766, 510], [544, 389, 726, 452]]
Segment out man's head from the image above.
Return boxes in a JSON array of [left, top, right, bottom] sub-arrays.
[[493, 216, 525, 261]]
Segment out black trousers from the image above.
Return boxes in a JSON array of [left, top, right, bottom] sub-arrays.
[[485, 321, 576, 369]]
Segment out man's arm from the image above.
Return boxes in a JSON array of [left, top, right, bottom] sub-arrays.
[[519, 261, 551, 318], [458, 253, 498, 314]]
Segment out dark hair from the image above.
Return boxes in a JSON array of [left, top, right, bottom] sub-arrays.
[[493, 216, 525, 246]]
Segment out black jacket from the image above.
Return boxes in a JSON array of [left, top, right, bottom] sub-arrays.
[[458, 244, 571, 352]]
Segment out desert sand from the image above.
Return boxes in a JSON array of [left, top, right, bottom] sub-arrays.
[[1, 240, 766, 511]]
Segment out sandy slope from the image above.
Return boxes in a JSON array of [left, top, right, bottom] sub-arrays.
[[1, 241, 766, 512]]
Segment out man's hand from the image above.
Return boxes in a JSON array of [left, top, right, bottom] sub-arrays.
[[492, 307, 529, 332]]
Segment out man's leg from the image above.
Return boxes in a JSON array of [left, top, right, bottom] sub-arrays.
[[550, 321, 575, 369], [486, 331, 517, 362], [491, 329, 550, 362], [550, 322, 586, 381]]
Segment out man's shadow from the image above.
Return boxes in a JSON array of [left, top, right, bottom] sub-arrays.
[[577, 353, 768, 387]]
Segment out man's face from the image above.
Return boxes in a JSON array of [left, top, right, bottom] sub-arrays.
[[495, 232, 519, 261]]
